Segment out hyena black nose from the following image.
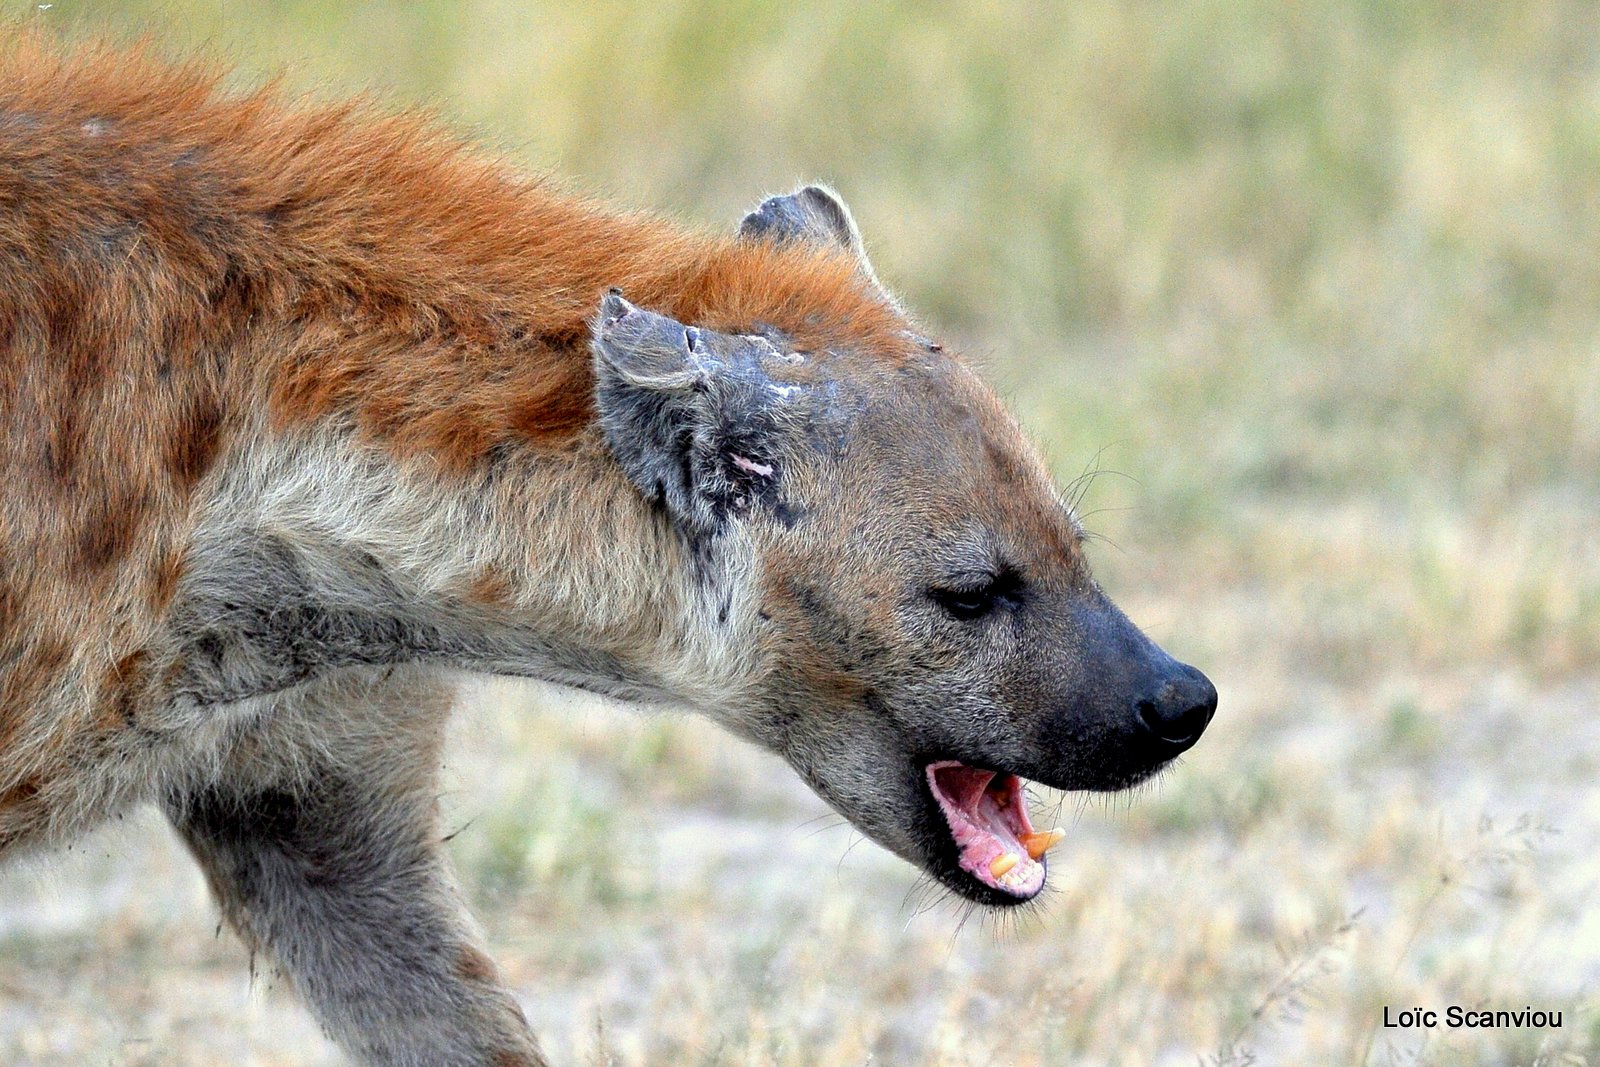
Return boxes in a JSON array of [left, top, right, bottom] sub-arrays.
[[1134, 664, 1217, 754]]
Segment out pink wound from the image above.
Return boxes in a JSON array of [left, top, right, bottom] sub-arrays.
[[730, 453, 774, 479]]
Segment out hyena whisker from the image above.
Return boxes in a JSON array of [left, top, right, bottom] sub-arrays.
[[1061, 442, 1136, 515], [793, 811, 840, 829], [439, 816, 480, 845], [836, 831, 869, 875], [900, 873, 942, 924], [1075, 505, 1137, 526], [796, 812, 851, 840], [904, 871, 966, 928], [1071, 469, 1139, 523], [1044, 792, 1071, 833], [1080, 529, 1127, 555], [949, 901, 977, 947]]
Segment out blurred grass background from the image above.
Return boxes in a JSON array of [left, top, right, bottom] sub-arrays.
[[1, 2, 1597, 1065]]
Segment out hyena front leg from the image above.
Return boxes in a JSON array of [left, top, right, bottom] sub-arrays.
[[164, 672, 544, 1067]]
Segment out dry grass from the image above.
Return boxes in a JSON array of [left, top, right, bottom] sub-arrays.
[[2, 1, 1597, 1064]]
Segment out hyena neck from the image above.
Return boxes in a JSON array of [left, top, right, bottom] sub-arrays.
[[169, 420, 766, 714]]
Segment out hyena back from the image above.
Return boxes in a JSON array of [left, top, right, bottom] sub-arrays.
[[0, 38, 1214, 1066]]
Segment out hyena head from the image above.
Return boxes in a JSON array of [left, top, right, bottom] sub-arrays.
[[592, 186, 1215, 907]]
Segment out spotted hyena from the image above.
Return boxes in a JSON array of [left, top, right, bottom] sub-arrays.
[[0, 38, 1215, 1066]]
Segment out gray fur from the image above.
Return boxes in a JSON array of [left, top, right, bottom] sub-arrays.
[[738, 184, 894, 299]]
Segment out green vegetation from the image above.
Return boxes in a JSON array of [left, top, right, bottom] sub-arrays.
[[2, 2, 1595, 1063]]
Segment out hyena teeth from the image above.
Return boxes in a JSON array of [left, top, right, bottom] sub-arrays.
[[1020, 829, 1064, 860], [989, 853, 1019, 879]]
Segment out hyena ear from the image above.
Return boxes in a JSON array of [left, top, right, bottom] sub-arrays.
[[591, 291, 792, 536], [738, 184, 892, 299]]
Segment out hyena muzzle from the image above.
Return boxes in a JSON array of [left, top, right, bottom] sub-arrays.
[[0, 41, 1214, 1065]]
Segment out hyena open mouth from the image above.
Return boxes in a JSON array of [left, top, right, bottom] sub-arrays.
[[926, 761, 1062, 901]]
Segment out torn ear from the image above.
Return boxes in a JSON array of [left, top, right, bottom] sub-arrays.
[[591, 292, 790, 536], [738, 184, 892, 300], [592, 290, 706, 391]]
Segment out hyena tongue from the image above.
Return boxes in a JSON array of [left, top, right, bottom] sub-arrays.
[[926, 761, 1056, 898]]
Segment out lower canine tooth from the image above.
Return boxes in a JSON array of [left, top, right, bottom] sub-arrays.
[[989, 853, 1018, 879], [1020, 828, 1065, 860]]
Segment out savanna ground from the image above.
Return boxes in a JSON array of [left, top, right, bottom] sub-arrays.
[[2, 2, 1598, 1064]]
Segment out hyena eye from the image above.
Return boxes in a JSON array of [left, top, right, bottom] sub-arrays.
[[929, 571, 1022, 621]]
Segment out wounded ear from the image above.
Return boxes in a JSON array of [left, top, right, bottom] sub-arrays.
[[591, 292, 792, 536], [738, 184, 891, 299]]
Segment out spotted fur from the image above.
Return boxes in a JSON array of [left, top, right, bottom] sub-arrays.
[[0, 35, 1215, 1067]]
